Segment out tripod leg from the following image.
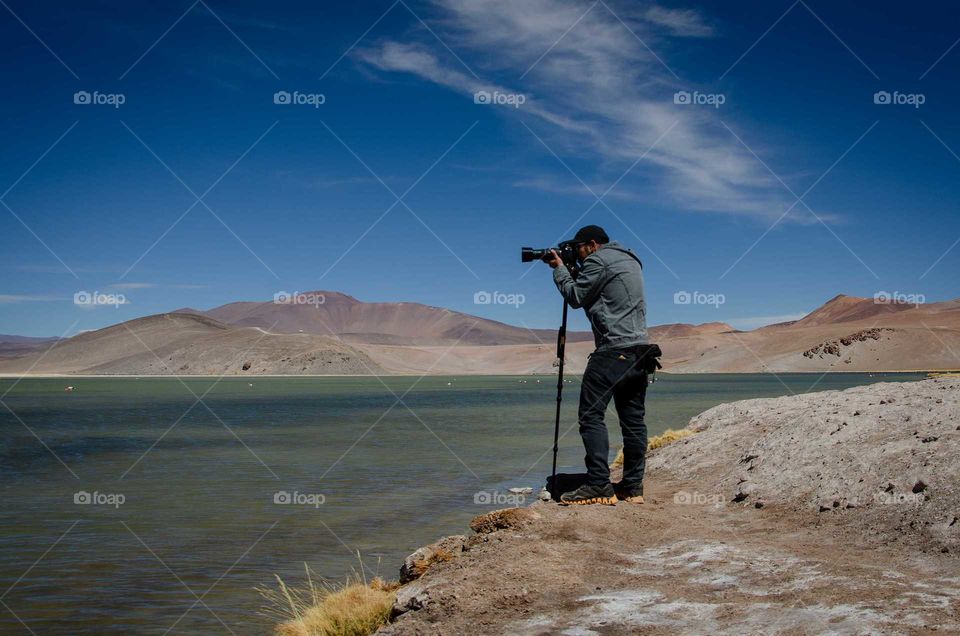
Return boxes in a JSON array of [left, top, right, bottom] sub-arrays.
[[551, 301, 569, 492]]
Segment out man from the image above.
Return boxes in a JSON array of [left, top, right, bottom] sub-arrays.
[[545, 224, 656, 506]]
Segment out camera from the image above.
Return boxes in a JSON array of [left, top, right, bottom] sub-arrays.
[[521, 241, 578, 267]]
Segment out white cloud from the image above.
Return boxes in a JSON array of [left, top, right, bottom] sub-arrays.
[[642, 5, 714, 37], [356, 0, 819, 223], [0, 294, 61, 304], [106, 282, 206, 290]]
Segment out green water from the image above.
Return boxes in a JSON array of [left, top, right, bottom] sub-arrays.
[[0, 373, 923, 634]]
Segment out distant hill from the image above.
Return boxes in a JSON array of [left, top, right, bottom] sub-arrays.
[[187, 291, 595, 346], [0, 334, 61, 359], [790, 294, 918, 327], [2, 293, 958, 375], [0, 313, 382, 375]]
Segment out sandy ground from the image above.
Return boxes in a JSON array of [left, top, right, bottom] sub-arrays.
[[374, 378, 960, 635]]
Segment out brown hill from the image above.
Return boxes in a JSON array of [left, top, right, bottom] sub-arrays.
[[0, 334, 60, 359], [2, 294, 958, 376], [0, 313, 382, 375], [195, 291, 593, 346], [650, 322, 735, 338], [357, 296, 960, 375], [791, 294, 916, 327]]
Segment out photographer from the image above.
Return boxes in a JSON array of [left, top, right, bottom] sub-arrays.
[[545, 225, 656, 506]]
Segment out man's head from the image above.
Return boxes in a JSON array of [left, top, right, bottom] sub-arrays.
[[569, 225, 609, 262]]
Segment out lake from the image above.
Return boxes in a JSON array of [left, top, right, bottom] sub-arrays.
[[0, 372, 924, 634]]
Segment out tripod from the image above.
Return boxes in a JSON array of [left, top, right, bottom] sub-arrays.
[[550, 299, 569, 489]]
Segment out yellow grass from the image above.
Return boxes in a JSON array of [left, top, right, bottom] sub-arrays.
[[408, 547, 454, 580], [260, 558, 398, 636], [611, 428, 696, 468]]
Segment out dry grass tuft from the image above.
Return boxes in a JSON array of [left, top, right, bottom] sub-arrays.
[[260, 557, 397, 636], [611, 428, 696, 468], [648, 428, 696, 450], [408, 547, 454, 579]]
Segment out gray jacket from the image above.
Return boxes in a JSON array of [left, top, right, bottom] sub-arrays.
[[552, 241, 648, 352]]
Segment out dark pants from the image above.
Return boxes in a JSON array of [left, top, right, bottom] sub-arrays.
[[578, 348, 648, 489]]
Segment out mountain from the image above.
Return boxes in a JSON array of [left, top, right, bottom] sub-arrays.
[[649, 322, 736, 338], [188, 291, 594, 346], [356, 296, 960, 374], [0, 334, 61, 359], [788, 294, 917, 327], [648, 295, 960, 373], [0, 313, 382, 375], [1, 294, 958, 376]]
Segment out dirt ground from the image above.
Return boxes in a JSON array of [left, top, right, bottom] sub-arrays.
[[376, 379, 960, 635]]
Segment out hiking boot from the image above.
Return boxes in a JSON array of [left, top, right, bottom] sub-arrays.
[[559, 483, 617, 506], [613, 481, 644, 504]]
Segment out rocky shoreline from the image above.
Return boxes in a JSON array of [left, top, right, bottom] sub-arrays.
[[371, 377, 960, 635]]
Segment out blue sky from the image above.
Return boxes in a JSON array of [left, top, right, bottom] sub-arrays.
[[1, 0, 958, 337]]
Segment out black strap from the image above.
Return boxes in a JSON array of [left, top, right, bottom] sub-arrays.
[[604, 246, 643, 269]]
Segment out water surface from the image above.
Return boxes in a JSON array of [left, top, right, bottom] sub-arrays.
[[0, 372, 923, 633]]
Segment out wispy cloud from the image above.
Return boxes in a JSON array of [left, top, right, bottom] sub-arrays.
[[355, 0, 814, 223], [0, 294, 61, 304], [108, 282, 207, 290], [15, 265, 127, 274], [642, 5, 715, 38]]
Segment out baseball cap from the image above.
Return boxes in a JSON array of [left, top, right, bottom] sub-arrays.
[[567, 224, 609, 245]]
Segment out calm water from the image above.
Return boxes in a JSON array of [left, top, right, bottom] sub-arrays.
[[0, 372, 923, 634]]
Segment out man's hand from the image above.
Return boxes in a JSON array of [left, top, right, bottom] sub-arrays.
[[546, 249, 562, 269]]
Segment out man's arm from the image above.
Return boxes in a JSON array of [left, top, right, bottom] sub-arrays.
[[552, 256, 607, 309]]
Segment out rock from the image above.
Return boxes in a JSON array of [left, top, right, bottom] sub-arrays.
[[538, 488, 551, 502], [400, 535, 467, 583], [912, 480, 928, 494], [470, 507, 542, 535], [508, 487, 533, 494], [392, 580, 430, 616]]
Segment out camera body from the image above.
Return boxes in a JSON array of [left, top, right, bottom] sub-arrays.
[[521, 241, 578, 267]]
